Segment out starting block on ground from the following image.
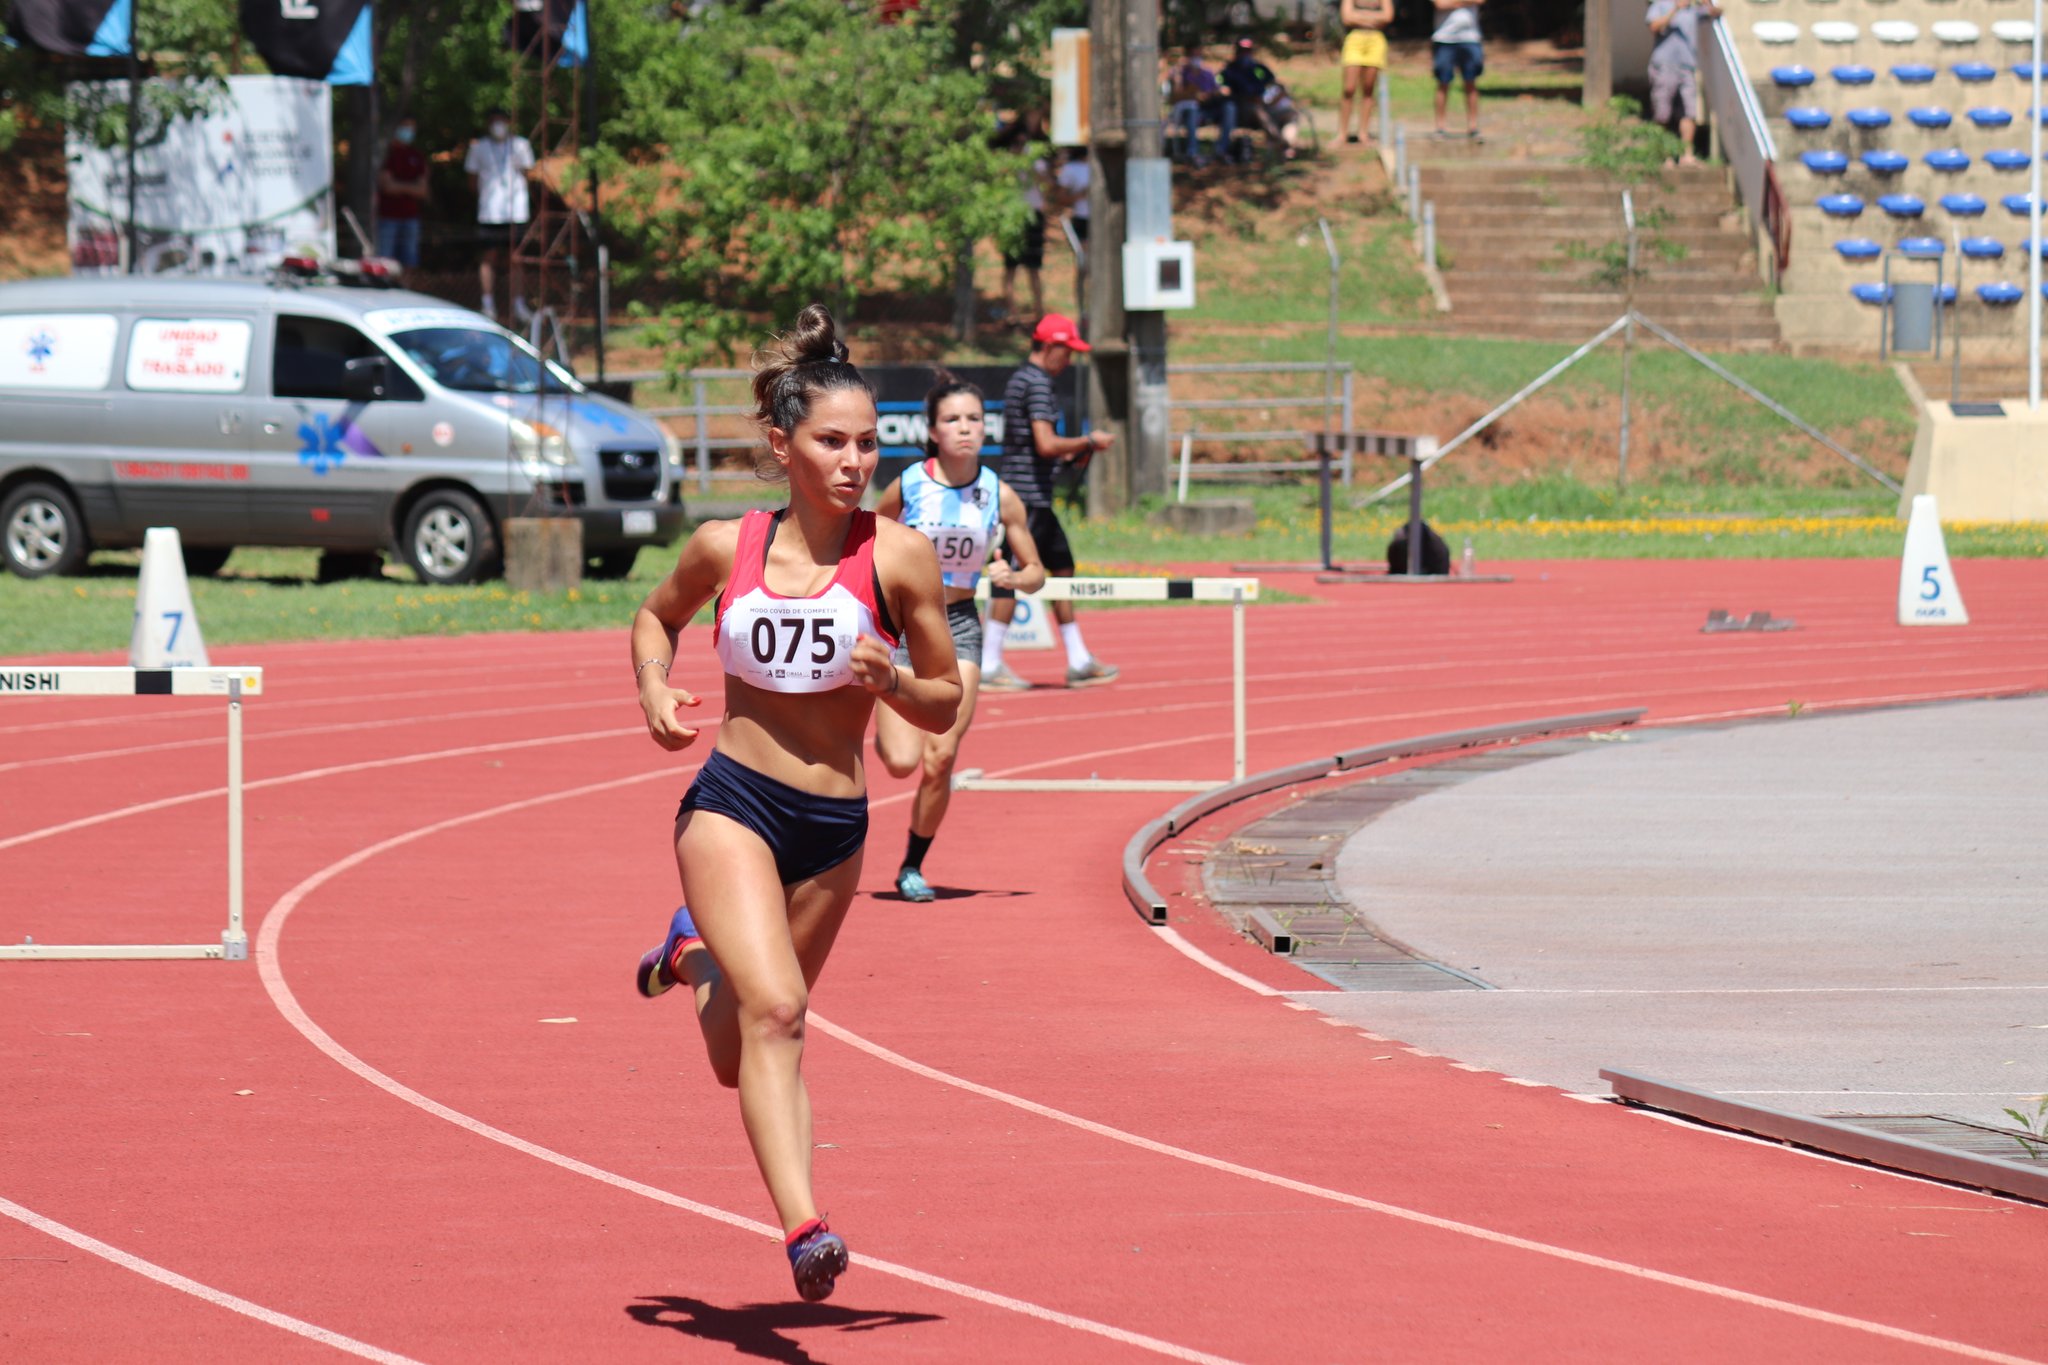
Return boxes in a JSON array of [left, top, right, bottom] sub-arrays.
[[0, 666, 262, 962], [956, 576, 1258, 794]]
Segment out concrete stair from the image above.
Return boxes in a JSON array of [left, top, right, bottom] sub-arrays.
[[1411, 155, 1781, 349]]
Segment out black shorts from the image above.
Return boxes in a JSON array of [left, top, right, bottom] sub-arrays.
[[990, 505, 1074, 598], [1003, 211, 1047, 272], [678, 749, 867, 885]]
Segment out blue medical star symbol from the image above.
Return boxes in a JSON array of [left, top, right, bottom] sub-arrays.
[[26, 331, 54, 369], [297, 413, 347, 475], [575, 399, 631, 434]]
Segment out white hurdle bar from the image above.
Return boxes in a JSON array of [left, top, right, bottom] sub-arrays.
[[956, 577, 1258, 794], [0, 666, 263, 962]]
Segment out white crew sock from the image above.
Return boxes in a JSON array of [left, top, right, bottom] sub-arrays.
[[480, 291, 496, 317], [981, 620, 1008, 672], [1060, 621, 1091, 670]]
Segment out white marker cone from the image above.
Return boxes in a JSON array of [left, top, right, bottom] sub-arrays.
[[130, 527, 211, 666], [1004, 590, 1056, 650], [1897, 494, 1969, 627]]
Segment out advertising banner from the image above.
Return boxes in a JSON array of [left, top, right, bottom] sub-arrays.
[[7, 0, 127, 56], [865, 363, 1084, 490], [66, 74, 335, 275], [238, 0, 372, 85]]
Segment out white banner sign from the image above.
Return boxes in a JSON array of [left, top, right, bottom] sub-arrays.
[[67, 75, 336, 276]]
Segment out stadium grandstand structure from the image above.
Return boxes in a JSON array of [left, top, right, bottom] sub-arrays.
[[1725, 0, 2043, 351]]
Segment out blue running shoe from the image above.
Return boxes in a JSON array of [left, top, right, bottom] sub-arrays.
[[786, 1219, 849, 1302], [895, 867, 935, 903], [635, 904, 701, 999]]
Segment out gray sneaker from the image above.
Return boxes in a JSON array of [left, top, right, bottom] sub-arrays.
[[980, 664, 1031, 692], [1065, 658, 1120, 688]]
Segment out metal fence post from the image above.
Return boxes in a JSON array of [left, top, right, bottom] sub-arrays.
[[1423, 202, 1437, 271], [692, 375, 711, 496], [1340, 369, 1355, 485], [1408, 164, 1421, 223]]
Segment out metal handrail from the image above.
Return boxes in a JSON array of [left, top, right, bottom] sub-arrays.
[[1700, 16, 1784, 273]]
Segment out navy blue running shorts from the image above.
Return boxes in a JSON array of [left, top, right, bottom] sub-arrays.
[[678, 749, 868, 885]]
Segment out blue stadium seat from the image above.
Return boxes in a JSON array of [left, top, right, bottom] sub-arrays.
[[1952, 62, 1998, 83], [1969, 108, 2015, 129], [1986, 149, 2033, 171], [1785, 107, 1833, 130], [1848, 108, 1894, 129], [2003, 193, 2043, 214], [1819, 193, 1866, 217], [1892, 64, 1938, 85], [1897, 237, 1945, 259], [1802, 149, 1852, 173], [1939, 284, 1958, 305], [1960, 236, 2006, 259], [1908, 108, 1953, 129], [1835, 238, 1884, 260], [1879, 193, 1927, 217], [1851, 283, 1893, 304], [2025, 238, 2048, 259], [1978, 282, 2024, 305], [1924, 149, 1972, 172], [2017, 64, 2046, 81], [1940, 193, 1988, 216], [1773, 65, 1817, 87], [1831, 65, 1876, 86], [1862, 150, 1910, 174]]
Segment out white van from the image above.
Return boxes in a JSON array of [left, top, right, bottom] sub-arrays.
[[0, 277, 685, 582]]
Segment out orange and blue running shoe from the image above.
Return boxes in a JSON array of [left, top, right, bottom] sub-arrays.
[[635, 904, 701, 999], [786, 1218, 849, 1302]]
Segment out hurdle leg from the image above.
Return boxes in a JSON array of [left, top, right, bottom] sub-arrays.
[[1232, 587, 1246, 782], [223, 678, 248, 961]]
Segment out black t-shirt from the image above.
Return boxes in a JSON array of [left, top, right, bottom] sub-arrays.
[[998, 362, 1063, 509]]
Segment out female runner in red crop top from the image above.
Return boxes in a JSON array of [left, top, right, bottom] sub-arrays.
[[628, 306, 960, 1301]]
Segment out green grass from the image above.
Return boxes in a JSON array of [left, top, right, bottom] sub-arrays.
[[1180, 212, 1436, 327], [5, 476, 2041, 655]]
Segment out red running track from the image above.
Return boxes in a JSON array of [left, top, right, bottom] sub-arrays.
[[3, 558, 2046, 1364]]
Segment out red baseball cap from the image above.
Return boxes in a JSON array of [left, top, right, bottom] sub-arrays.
[[1031, 313, 1091, 352]]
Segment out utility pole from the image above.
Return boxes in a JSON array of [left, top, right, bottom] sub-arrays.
[[1086, 0, 1171, 515]]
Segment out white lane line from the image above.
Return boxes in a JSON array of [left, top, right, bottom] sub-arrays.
[[806, 1017, 2040, 1364], [1151, 928, 1282, 997], [252, 760, 2038, 1365], [254, 770, 1243, 1365], [1490, 986, 2048, 995], [0, 1195, 426, 1365]]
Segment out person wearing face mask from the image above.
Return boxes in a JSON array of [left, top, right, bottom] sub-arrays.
[[375, 116, 430, 268], [463, 107, 536, 324]]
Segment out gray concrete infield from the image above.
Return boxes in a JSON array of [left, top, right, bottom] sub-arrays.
[[1317, 696, 2048, 1134]]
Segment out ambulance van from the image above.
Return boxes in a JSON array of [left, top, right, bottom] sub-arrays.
[[0, 277, 685, 582]]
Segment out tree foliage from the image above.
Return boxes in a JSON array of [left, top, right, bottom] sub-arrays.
[[603, 0, 1027, 364], [1, 0, 236, 152]]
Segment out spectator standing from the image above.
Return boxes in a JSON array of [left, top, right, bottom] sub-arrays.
[[1339, 0, 1394, 148], [981, 314, 1119, 691], [375, 115, 429, 268], [1169, 45, 1238, 167], [992, 110, 1051, 325], [464, 107, 536, 325], [1646, 0, 1721, 164], [1055, 147, 1091, 246], [1432, 0, 1485, 139]]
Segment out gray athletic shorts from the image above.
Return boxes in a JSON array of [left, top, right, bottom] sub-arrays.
[[892, 598, 983, 669], [1649, 61, 1698, 124]]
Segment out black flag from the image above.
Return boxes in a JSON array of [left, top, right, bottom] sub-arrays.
[[239, 0, 373, 84], [6, 0, 130, 56]]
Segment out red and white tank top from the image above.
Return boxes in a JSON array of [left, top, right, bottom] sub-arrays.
[[714, 509, 897, 694]]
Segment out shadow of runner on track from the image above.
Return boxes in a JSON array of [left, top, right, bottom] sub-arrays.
[[626, 1296, 943, 1363], [867, 887, 1029, 903]]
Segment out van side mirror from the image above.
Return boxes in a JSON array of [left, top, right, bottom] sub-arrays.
[[342, 355, 389, 402]]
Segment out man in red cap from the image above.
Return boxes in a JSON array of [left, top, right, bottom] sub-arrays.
[[982, 314, 1119, 690]]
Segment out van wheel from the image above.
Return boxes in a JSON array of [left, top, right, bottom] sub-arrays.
[[401, 489, 499, 585], [587, 547, 639, 579], [182, 545, 234, 577], [2, 480, 91, 578]]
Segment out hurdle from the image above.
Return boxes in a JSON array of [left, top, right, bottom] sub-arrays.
[[954, 576, 1258, 794], [0, 666, 262, 962]]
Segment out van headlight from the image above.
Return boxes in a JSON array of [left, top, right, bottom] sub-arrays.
[[509, 418, 571, 476]]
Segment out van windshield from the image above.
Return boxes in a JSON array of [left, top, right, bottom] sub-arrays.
[[387, 327, 583, 395]]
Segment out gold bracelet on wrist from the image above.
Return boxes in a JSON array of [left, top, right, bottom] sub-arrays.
[[634, 656, 671, 682]]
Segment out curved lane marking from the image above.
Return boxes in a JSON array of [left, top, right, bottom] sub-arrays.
[[249, 748, 2040, 1365], [255, 768, 1241, 1365], [0, 1195, 426, 1365]]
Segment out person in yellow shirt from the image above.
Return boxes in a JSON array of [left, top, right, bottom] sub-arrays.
[[1340, 0, 1395, 148]]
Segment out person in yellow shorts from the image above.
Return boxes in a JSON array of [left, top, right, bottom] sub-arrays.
[[1340, 0, 1394, 147]]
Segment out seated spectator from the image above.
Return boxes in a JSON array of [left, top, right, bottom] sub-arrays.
[[1221, 39, 1303, 161], [1168, 44, 1238, 167]]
